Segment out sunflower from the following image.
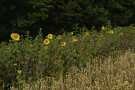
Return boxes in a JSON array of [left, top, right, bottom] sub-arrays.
[[47, 34, 53, 39], [70, 32, 74, 35], [57, 35, 62, 40], [11, 33, 20, 41], [43, 39, 50, 45], [72, 37, 78, 42], [44, 46, 48, 50], [101, 26, 105, 30], [108, 30, 113, 34], [61, 42, 66, 46]]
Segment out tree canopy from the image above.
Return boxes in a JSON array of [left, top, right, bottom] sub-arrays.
[[0, 0, 135, 42]]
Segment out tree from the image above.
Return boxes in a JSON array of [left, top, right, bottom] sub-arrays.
[[104, 0, 134, 26], [43, 0, 109, 34], [0, 0, 52, 42]]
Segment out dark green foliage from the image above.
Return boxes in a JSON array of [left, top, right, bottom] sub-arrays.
[[104, 0, 134, 26], [1, 0, 135, 42], [43, 0, 109, 33], [43, 0, 82, 34], [0, 0, 52, 42]]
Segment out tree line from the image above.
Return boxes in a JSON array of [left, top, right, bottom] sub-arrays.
[[0, 0, 135, 42]]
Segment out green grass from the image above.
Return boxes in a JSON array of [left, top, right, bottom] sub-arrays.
[[0, 25, 135, 89]]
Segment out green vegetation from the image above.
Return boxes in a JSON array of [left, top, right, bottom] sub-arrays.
[[1, 0, 135, 89], [0, 26, 135, 89], [11, 49, 135, 90]]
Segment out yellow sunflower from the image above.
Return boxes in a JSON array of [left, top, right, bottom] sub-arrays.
[[101, 26, 105, 30], [70, 32, 74, 35], [43, 39, 50, 45], [72, 37, 78, 42], [44, 46, 48, 50], [108, 30, 113, 34], [61, 42, 66, 46], [11, 33, 20, 41], [47, 34, 53, 39], [57, 35, 62, 40]]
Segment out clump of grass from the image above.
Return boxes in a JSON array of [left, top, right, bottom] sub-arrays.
[[10, 49, 135, 90]]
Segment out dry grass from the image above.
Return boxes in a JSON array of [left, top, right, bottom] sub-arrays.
[[11, 49, 135, 90]]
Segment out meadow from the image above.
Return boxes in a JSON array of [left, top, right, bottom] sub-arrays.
[[0, 25, 135, 90]]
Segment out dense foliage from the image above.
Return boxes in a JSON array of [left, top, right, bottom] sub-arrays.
[[0, 0, 135, 42], [0, 0, 52, 42], [0, 26, 135, 89]]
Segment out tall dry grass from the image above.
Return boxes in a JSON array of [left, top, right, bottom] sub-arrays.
[[11, 49, 135, 90]]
